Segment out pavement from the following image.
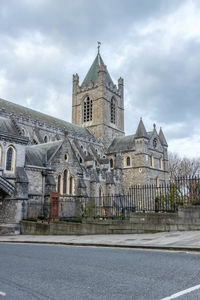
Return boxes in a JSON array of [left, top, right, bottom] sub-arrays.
[[1, 231, 200, 251]]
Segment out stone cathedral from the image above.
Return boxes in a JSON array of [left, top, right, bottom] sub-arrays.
[[0, 49, 169, 234]]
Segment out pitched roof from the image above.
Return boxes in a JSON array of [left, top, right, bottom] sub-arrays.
[[0, 98, 93, 138], [159, 128, 168, 147], [0, 116, 19, 136], [135, 119, 149, 139], [25, 140, 63, 167], [107, 135, 135, 153], [81, 53, 113, 87]]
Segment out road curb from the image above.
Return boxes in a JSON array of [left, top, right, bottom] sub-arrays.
[[0, 240, 200, 252]]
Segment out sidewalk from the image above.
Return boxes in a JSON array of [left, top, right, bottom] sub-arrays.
[[1, 231, 200, 251]]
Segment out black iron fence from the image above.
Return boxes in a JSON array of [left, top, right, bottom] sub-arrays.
[[23, 176, 200, 220]]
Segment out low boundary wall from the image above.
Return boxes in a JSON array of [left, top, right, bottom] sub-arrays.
[[20, 206, 200, 235]]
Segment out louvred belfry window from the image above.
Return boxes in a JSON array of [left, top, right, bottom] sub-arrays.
[[110, 97, 116, 124], [83, 97, 93, 122]]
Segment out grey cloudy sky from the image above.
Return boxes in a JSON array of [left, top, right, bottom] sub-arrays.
[[0, 0, 200, 157]]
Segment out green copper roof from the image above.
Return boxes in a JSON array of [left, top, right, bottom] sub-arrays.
[[0, 98, 93, 138], [82, 53, 113, 87]]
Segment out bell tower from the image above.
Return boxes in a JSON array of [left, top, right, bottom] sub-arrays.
[[72, 45, 124, 147]]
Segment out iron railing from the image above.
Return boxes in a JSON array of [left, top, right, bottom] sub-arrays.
[[20, 176, 200, 220]]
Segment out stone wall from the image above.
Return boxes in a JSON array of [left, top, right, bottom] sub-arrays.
[[20, 206, 200, 235]]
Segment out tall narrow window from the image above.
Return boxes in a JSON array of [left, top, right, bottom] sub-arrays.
[[110, 97, 116, 124], [83, 96, 93, 122], [69, 176, 74, 195], [44, 136, 48, 143], [126, 156, 131, 167], [110, 159, 113, 169], [63, 169, 68, 194], [6, 146, 15, 172], [57, 174, 61, 193]]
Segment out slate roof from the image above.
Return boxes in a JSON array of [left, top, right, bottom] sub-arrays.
[[159, 128, 168, 147], [0, 116, 19, 136], [25, 140, 63, 167], [0, 175, 15, 196], [0, 98, 93, 138], [135, 119, 149, 139], [108, 135, 135, 153], [82, 53, 113, 87]]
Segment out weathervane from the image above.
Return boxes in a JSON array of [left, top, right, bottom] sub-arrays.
[[97, 41, 101, 54]]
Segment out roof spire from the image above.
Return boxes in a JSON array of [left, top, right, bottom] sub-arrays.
[[81, 44, 113, 87], [97, 41, 101, 54], [159, 127, 168, 147], [135, 119, 149, 139]]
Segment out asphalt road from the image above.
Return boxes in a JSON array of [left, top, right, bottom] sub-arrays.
[[0, 244, 200, 300]]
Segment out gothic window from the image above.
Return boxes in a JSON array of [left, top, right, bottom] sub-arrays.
[[44, 136, 48, 143], [64, 153, 68, 162], [126, 156, 131, 167], [83, 96, 93, 122], [69, 176, 74, 195], [156, 176, 160, 187], [63, 169, 68, 194], [5, 146, 15, 172], [110, 97, 116, 124], [57, 174, 61, 193], [110, 159, 113, 169]]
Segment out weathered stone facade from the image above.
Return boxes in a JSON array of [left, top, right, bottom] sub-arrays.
[[0, 50, 169, 233]]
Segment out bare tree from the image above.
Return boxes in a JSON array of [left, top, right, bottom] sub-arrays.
[[168, 152, 200, 180]]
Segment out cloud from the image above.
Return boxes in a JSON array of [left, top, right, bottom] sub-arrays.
[[0, 0, 199, 157]]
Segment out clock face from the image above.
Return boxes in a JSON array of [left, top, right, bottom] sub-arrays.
[[153, 138, 157, 148]]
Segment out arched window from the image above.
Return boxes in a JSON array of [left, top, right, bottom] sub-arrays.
[[57, 174, 61, 193], [156, 176, 160, 187], [151, 155, 154, 168], [69, 176, 74, 195], [110, 159, 113, 169], [5, 146, 16, 172], [64, 153, 68, 162], [110, 97, 116, 124], [126, 156, 131, 167], [63, 169, 68, 194], [83, 96, 93, 122], [44, 136, 47, 143]]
